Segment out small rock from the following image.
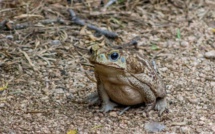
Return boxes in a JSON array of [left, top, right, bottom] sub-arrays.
[[159, 67, 168, 72], [66, 93, 74, 99], [180, 41, 189, 47], [181, 126, 190, 133], [211, 82, 215, 86], [94, 116, 100, 120], [109, 111, 117, 117], [178, 95, 184, 102], [187, 95, 199, 104], [205, 50, 215, 59], [142, 112, 147, 118], [212, 124, 215, 132], [0, 103, 5, 108], [197, 53, 204, 58], [188, 36, 196, 42], [50, 40, 61, 45], [54, 88, 64, 94], [199, 121, 205, 125], [145, 122, 166, 133], [6, 35, 14, 40]]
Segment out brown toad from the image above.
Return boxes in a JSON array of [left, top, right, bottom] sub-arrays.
[[86, 44, 167, 115]]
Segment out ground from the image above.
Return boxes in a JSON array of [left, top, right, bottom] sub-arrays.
[[0, 0, 215, 133]]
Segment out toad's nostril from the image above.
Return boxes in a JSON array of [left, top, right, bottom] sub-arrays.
[[89, 47, 93, 54], [121, 57, 125, 63]]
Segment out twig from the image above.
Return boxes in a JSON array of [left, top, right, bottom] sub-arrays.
[[73, 44, 88, 51], [112, 36, 140, 49], [40, 18, 66, 25], [68, 9, 118, 39], [119, 106, 131, 115], [0, 18, 66, 31], [168, 0, 184, 9], [19, 48, 38, 71], [25, 111, 49, 114], [205, 76, 215, 81], [85, 72, 97, 83], [103, 0, 117, 10], [0, 20, 30, 30], [13, 23, 30, 30]]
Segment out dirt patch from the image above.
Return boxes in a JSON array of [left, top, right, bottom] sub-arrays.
[[0, 0, 214, 133]]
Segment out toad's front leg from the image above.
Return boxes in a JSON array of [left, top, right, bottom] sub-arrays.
[[98, 83, 118, 112]]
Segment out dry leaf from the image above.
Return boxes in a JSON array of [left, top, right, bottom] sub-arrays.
[[67, 130, 78, 134]]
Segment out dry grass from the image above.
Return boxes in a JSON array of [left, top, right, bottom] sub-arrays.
[[0, 0, 215, 133]]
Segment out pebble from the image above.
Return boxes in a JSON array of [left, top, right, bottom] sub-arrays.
[[178, 95, 184, 102], [181, 126, 190, 133], [187, 95, 199, 104], [0, 103, 5, 108], [142, 112, 147, 118], [6, 35, 14, 40], [204, 50, 215, 59], [212, 124, 215, 132], [210, 82, 215, 86], [50, 40, 61, 45], [159, 67, 168, 72], [145, 122, 166, 133], [54, 88, 65, 94], [109, 111, 117, 117], [180, 41, 189, 47]]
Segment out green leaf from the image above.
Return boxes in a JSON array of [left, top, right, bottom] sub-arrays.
[[118, 0, 125, 4], [176, 28, 181, 39], [151, 44, 158, 50], [91, 125, 103, 130]]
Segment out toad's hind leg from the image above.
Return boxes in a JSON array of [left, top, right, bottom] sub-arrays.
[[155, 97, 168, 116], [128, 77, 157, 113]]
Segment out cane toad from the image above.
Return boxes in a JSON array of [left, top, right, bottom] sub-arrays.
[[87, 44, 167, 115]]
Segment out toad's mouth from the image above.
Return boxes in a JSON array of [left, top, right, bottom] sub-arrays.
[[90, 61, 125, 71]]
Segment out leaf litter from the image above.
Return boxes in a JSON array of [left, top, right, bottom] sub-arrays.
[[0, 0, 215, 133]]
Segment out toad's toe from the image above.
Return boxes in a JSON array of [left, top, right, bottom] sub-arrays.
[[101, 101, 118, 112], [155, 98, 168, 116]]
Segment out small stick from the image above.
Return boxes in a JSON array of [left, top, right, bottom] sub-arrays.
[[102, 0, 117, 11], [0, 20, 29, 30], [0, 18, 65, 31], [68, 9, 118, 39], [119, 106, 131, 115], [112, 36, 140, 49]]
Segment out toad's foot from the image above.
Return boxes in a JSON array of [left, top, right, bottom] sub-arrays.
[[101, 101, 118, 112], [154, 98, 168, 116], [84, 92, 101, 105]]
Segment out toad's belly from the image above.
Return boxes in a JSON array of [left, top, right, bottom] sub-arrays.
[[103, 83, 145, 105]]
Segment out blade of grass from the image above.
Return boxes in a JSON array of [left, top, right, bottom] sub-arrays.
[[151, 44, 158, 50], [176, 28, 181, 39]]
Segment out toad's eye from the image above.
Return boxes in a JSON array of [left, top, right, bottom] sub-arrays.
[[89, 47, 93, 54], [110, 52, 119, 61]]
